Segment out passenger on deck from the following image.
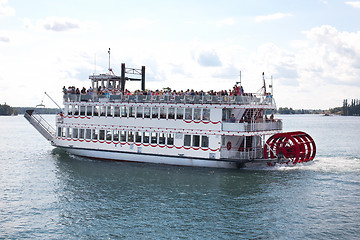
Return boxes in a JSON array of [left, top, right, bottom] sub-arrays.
[[230, 114, 236, 123]]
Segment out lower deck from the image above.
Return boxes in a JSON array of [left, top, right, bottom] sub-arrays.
[[55, 124, 276, 162]]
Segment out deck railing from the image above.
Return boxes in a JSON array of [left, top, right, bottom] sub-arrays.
[[221, 147, 263, 160], [222, 120, 282, 132], [64, 93, 275, 106]]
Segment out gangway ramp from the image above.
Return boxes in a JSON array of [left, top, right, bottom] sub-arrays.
[[24, 110, 55, 142]]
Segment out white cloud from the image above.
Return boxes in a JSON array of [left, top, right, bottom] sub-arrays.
[[24, 17, 101, 32], [255, 12, 293, 22], [345, 1, 360, 8], [234, 25, 360, 108], [0, 0, 14, 17], [43, 18, 80, 32], [0, 36, 9, 42], [300, 25, 360, 86], [195, 50, 222, 67]]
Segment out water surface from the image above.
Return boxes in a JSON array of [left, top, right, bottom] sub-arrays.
[[0, 114, 359, 239]]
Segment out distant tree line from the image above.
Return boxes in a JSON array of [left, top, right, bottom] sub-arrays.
[[0, 103, 18, 116], [276, 107, 325, 114], [14, 107, 59, 115], [342, 99, 360, 116]]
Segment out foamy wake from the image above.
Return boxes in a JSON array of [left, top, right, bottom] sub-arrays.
[[244, 156, 360, 173]]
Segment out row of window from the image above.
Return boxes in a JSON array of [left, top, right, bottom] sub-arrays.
[[57, 127, 209, 148], [66, 105, 211, 121]]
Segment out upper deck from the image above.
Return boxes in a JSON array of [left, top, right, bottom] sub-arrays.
[[64, 92, 276, 108]]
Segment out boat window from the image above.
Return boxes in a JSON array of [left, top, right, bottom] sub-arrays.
[[143, 132, 150, 143], [194, 109, 201, 120], [151, 132, 158, 144], [144, 107, 150, 118], [120, 131, 127, 142], [79, 129, 85, 139], [62, 127, 66, 137], [167, 133, 174, 145], [114, 106, 120, 117], [57, 127, 62, 137], [86, 106, 92, 116], [106, 130, 112, 141], [121, 106, 127, 117], [193, 135, 200, 147], [94, 106, 100, 116], [168, 108, 175, 119], [222, 108, 231, 121], [66, 128, 72, 138], [73, 105, 79, 115], [201, 136, 209, 148], [80, 106, 86, 116], [129, 107, 135, 118], [67, 105, 72, 115], [160, 107, 166, 119], [185, 108, 192, 120], [136, 107, 143, 118], [100, 106, 106, 116], [128, 131, 134, 142], [159, 133, 166, 144], [107, 106, 112, 117], [72, 128, 78, 139], [176, 108, 184, 120], [152, 107, 159, 119], [92, 129, 98, 140], [135, 132, 142, 143], [99, 130, 105, 140], [203, 109, 210, 121], [113, 130, 119, 142], [184, 135, 191, 146], [85, 129, 91, 139]]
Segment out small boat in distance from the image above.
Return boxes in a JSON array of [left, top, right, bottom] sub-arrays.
[[24, 51, 316, 168]]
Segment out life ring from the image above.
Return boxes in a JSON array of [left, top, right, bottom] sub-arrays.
[[226, 141, 232, 151]]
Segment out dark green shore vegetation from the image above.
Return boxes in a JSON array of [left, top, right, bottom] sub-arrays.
[[342, 99, 360, 116], [0, 103, 18, 116], [278, 99, 360, 116], [276, 108, 326, 114], [14, 107, 59, 115]]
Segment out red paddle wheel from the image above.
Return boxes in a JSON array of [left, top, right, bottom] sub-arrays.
[[263, 131, 316, 166]]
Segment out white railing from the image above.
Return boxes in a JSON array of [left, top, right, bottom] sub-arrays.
[[63, 93, 275, 106], [24, 110, 56, 141], [221, 147, 263, 160], [222, 120, 282, 132]]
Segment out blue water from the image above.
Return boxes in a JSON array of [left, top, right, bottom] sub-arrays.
[[0, 114, 359, 239]]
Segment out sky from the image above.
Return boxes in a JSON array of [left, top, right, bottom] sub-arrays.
[[0, 0, 360, 109]]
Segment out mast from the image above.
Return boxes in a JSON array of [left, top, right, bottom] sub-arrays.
[[108, 48, 111, 72], [239, 70, 241, 86], [262, 72, 266, 95]]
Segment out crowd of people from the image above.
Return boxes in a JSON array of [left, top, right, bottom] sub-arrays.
[[63, 85, 246, 98]]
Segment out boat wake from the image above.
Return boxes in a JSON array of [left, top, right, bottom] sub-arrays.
[[243, 156, 359, 173]]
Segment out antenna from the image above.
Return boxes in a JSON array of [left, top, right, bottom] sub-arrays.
[[108, 48, 111, 72], [236, 70, 242, 86], [262, 72, 266, 95], [271, 75, 273, 96], [239, 70, 241, 86]]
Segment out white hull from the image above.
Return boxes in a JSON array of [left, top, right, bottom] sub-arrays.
[[60, 146, 242, 169]]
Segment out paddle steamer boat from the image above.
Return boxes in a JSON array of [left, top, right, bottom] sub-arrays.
[[25, 54, 316, 168]]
